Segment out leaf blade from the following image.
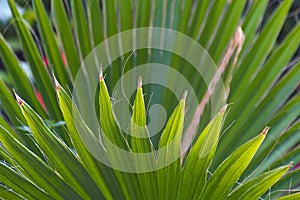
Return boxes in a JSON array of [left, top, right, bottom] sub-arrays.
[[158, 92, 186, 200], [178, 106, 226, 200], [228, 165, 290, 200], [200, 128, 268, 200]]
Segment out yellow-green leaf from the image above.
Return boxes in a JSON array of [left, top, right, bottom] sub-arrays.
[[158, 91, 186, 200], [228, 165, 290, 200], [178, 106, 226, 199], [200, 127, 269, 200]]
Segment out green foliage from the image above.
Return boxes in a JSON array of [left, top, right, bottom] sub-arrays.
[[0, 77, 291, 199], [0, 0, 300, 199]]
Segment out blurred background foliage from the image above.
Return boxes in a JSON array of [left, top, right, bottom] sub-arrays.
[[0, 0, 299, 88], [0, 0, 299, 59]]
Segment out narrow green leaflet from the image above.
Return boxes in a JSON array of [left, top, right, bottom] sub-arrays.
[[99, 75, 142, 199], [189, 0, 211, 39], [0, 144, 14, 164], [16, 95, 104, 199], [0, 126, 81, 199], [130, 79, 157, 198], [0, 79, 25, 125], [135, 0, 151, 65], [119, 0, 133, 31], [71, 0, 92, 59], [118, 0, 133, 76], [7, 0, 62, 120], [131, 79, 153, 153], [0, 34, 46, 117], [274, 168, 300, 195], [276, 193, 300, 200], [209, 0, 248, 63], [252, 123, 300, 177], [241, 0, 269, 52], [101, 0, 121, 85], [99, 75, 128, 149], [51, 0, 80, 78], [230, 0, 293, 100], [32, 0, 71, 88], [270, 143, 300, 170], [0, 185, 25, 200], [228, 165, 290, 200], [178, 106, 226, 200], [0, 117, 15, 137], [200, 128, 268, 200], [103, 0, 118, 37], [170, 0, 181, 30], [87, 0, 104, 46], [0, 162, 52, 200], [248, 95, 300, 175], [217, 23, 300, 160], [233, 22, 300, 129], [238, 61, 300, 142], [198, 0, 227, 48], [152, 0, 166, 28], [0, 81, 42, 155], [57, 79, 123, 200], [136, 0, 151, 28], [177, 0, 193, 33], [158, 92, 186, 200]]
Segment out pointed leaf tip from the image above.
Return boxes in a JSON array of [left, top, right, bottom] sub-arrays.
[[99, 66, 104, 81], [14, 91, 23, 106], [220, 104, 228, 114], [262, 127, 270, 136], [182, 90, 188, 101], [289, 161, 293, 169], [138, 77, 142, 88], [54, 76, 61, 91]]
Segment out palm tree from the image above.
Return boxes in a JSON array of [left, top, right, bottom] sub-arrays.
[[0, 0, 299, 199]]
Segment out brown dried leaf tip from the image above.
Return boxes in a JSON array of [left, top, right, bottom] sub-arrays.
[[220, 104, 228, 114], [288, 161, 293, 169], [99, 66, 104, 81], [138, 77, 142, 88], [54, 77, 61, 91], [14, 91, 23, 106], [262, 126, 270, 136]]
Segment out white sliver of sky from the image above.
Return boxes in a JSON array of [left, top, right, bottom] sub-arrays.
[[0, 0, 23, 22]]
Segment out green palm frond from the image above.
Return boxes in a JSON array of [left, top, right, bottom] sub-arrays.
[[0, 0, 299, 199], [0, 77, 291, 199]]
